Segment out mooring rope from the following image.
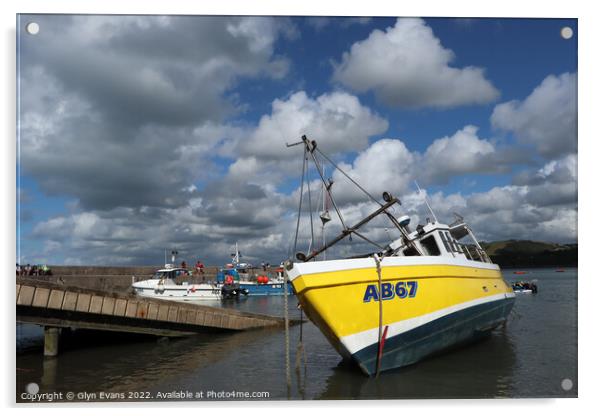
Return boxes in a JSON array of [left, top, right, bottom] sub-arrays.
[[295, 306, 307, 398], [373, 253, 384, 377], [284, 276, 291, 395]]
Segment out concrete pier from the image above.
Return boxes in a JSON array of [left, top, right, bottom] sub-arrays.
[[43, 327, 60, 357], [17, 277, 297, 355]]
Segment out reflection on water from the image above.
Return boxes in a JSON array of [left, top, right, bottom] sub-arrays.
[[16, 268, 577, 400], [319, 327, 518, 399]]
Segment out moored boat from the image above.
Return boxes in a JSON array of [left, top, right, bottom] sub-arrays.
[[132, 266, 222, 301], [221, 245, 293, 296], [512, 281, 538, 294], [284, 136, 515, 376]]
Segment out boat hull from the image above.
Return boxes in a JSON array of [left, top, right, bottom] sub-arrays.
[[132, 280, 222, 301], [287, 257, 515, 376], [351, 294, 514, 375], [239, 281, 293, 296]]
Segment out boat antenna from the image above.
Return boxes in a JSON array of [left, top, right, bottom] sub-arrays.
[[414, 181, 438, 223]]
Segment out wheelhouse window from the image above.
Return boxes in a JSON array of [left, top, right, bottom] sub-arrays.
[[402, 246, 420, 256], [439, 231, 452, 253], [420, 235, 441, 256], [448, 232, 462, 253]]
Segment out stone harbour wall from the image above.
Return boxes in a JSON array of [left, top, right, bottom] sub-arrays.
[[19, 265, 278, 294]]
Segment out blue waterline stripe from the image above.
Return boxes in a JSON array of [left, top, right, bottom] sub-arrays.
[[352, 297, 515, 375]]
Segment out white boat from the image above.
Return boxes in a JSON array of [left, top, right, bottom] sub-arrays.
[[132, 265, 221, 301]]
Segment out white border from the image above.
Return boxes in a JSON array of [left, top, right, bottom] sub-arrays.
[[3, 1, 598, 415]]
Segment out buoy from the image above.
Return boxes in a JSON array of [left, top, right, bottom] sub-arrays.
[[257, 275, 268, 284], [225, 276, 234, 285], [190, 286, 196, 293]]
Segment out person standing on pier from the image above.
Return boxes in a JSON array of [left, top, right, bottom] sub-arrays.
[[195, 260, 204, 275]]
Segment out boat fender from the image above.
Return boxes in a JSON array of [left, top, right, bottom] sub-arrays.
[[155, 284, 165, 294], [190, 286, 196, 293]]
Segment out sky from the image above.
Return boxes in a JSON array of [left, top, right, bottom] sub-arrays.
[[16, 15, 578, 266]]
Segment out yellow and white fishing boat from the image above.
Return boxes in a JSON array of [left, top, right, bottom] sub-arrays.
[[284, 136, 515, 376]]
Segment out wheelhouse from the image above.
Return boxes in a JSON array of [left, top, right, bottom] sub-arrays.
[[151, 266, 191, 285], [383, 217, 491, 263]]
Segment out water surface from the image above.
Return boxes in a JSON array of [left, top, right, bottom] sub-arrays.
[[16, 268, 577, 401]]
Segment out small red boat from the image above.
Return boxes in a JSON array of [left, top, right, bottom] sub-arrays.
[[513, 271, 527, 275]]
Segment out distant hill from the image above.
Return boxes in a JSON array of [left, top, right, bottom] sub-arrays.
[[480, 240, 577, 268]]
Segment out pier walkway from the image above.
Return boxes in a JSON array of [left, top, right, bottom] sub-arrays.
[[16, 277, 292, 356]]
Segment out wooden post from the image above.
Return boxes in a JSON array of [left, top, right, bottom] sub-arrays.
[[44, 327, 60, 357]]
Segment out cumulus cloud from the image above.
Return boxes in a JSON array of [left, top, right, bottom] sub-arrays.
[[332, 18, 499, 108], [463, 187, 576, 242], [522, 154, 577, 207], [420, 125, 516, 183], [31, 192, 292, 266], [329, 138, 417, 205], [491, 72, 577, 158], [19, 15, 292, 211], [17, 15, 577, 266], [239, 91, 388, 160], [324, 126, 524, 204], [454, 154, 577, 242], [21, 15, 292, 126]]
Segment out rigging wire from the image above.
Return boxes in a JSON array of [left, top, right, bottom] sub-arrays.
[[351, 230, 386, 250], [316, 147, 383, 207], [306, 145, 348, 231], [290, 135, 422, 260], [292, 146, 308, 256], [306, 156, 315, 255]]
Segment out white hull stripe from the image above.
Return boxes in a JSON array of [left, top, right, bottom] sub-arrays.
[[339, 292, 515, 355], [287, 256, 499, 281]]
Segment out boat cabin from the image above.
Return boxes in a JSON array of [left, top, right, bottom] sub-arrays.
[[151, 266, 191, 284], [384, 217, 491, 263]]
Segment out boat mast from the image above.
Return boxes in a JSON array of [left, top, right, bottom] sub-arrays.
[[288, 135, 424, 262], [233, 242, 240, 264]]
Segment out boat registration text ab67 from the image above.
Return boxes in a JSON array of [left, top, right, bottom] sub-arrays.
[[363, 281, 419, 302]]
